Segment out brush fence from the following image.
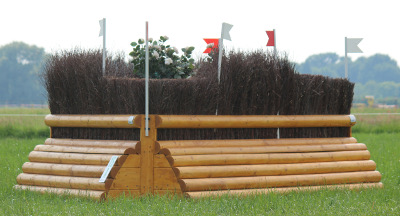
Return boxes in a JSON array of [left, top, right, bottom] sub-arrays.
[[14, 114, 382, 200]]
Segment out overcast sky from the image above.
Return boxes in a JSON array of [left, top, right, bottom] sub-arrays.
[[1, 0, 399, 64]]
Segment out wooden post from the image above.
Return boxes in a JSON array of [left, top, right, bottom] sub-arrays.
[[140, 115, 156, 195]]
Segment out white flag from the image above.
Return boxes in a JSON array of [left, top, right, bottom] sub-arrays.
[[346, 38, 363, 53], [221, 22, 233, 41], [99, 19, 105, 37]]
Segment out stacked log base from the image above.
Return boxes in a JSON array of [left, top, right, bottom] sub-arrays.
[[15, 137, 382, 200], [14, 138, 181, 200], [161, 137, 382, 198], [14, 138, 136, 200]]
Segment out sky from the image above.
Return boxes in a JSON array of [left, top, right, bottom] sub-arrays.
[[1, 0, 399, 64]]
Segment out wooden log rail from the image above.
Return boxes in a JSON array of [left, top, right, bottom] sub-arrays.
[[44, 114, 356, 129], [45, 115, 142, 128], [32, 114, 361, 198], [45, 114, 356, 129], [155, 115, 356, 129]]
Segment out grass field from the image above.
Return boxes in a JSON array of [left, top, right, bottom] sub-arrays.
[[0, 108, 399, 215]]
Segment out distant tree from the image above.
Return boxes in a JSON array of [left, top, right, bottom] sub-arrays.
[[0, 42, 46, 105], [297, 53, 400, 84], [296, 53, 400, 100], [350, 54, 400, 83], [295, 53, 342, 78]]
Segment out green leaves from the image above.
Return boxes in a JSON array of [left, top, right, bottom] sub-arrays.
[[129, 36, 195, 79]]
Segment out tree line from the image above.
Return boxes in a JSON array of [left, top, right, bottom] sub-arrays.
[[1, 42, 399, 105], [0, 42, 46, 105], [296, 53, 400, 104]]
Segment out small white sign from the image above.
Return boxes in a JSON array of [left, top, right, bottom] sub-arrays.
[[99, 155, 118, 183]]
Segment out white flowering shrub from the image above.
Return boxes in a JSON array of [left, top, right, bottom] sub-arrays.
[[129, 36, 195, 79]]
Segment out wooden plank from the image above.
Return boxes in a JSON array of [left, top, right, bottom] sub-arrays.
[[44, 114, 142, 128], [28, 151, 125, 166], [106, 190, 140, 198], [154, 154, 172, 168], [174, 160, 377, 179], [140, 115, 157, 195], [22, 162, 106, 177], [34, 145, 135, 155], [16, 173, 109, 191], [161, 144, 367, 156], [156, 115, 356, 129], [45, 138, 138, 149], [167, 150, 371, 167], [154, 168, 181, 191], [154, 190, 183, 197], [109, 168, 140, 190], [121, 154, 141, 168], [185, 182, 383, 198], [158, 137, 358, 149], [109, 166, 121, 179], [135, 141, 160, 154], [14, 185, 105, 200], [179, 171, 382, 192]]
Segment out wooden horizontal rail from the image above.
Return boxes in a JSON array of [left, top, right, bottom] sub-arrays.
[[179, 171, 381, 192], [174, 160, 376, 179], [156, 115, 356, 129], [45, 115, 142, 128], [45, 138, 138, 149], [161, 144, 367, 156], [16, 173, 111, 190], [22, 162, 110, 178], [28, 151, 126, 166], [185, 182, 383, 198], [34, 145, 135, 155], [167, 150, 370, 166], [157, 137, 358, 149], [13, 185, 105, 200]]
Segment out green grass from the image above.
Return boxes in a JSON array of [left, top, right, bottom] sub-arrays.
[[351, 107, 399, 114], [0, 107, 399, 215], [0, 107, 50, 114], [0, 108, 50, 138]]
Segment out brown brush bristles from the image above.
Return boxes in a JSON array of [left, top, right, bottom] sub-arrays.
[[44, 49, 354, 140]]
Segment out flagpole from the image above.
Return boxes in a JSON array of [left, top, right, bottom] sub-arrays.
[[217, 37, 224, 83], [145, 21, 149, 136], [102, 18, 106, 75], [345, 37, 348, 79], [216, 32, 224, 116], [274, 29, 279, 139]]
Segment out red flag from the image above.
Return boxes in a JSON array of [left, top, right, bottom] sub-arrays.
[[203, 38, 219, 53], [266, 30, 275, 46]]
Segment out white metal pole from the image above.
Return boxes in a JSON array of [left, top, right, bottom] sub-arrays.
[[102, 18, 106, 75], [145, 21, 149, 136], [274, 29, 279, 139], [217, 39, 223, 83], [345, 37, 348, 79], [277, 111, 280, 139]]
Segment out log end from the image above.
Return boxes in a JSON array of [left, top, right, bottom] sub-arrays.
[[159, 148, 171, 156], [166, 156, 175, 167], [172, 167, 181, 179], [123, 148, 136, 155], [178, 179, 188, 192]]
